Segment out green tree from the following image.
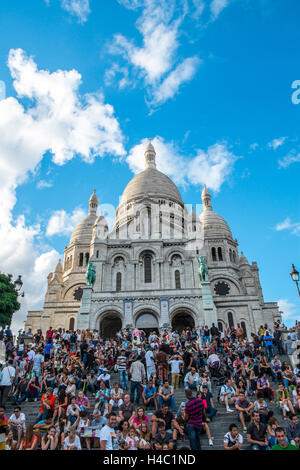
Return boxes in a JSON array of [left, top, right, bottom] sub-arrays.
[[0, 274, 20, 328]]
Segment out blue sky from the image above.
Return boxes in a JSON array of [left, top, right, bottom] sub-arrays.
[[0, 0, 299, 331]]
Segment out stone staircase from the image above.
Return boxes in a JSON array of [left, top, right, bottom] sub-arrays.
[[5, 353, 294, 450]]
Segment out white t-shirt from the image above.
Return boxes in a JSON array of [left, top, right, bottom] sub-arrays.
[[145, 350, 155, 367], [64, 435, 82, 450], [99, 425, 119, 450], [27, 350, 35, 361], [224, 432, 243, 446], [9, 412, 26, 430], [169, 359, 183, 374], [0, 366, 15, 386]]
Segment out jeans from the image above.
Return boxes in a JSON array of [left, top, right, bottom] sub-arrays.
[[275, 340, 284, 355], [266, 345, 274, 361], [158, 396, 176, 411], [13, 392, 27, 405], [206, 407, 217, 420], [186, 424, 202, 450], [118, 370, 128, 390], [130, 381, 141, 405]]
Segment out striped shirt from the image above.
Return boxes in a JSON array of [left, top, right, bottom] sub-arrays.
[[117, 355, 127, 370], [185, 398, 204, 429]]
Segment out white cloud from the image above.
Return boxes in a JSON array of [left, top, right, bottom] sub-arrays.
[[210, 0, 229, 20], [37, 180, 53, 189], [150, 56, 201, 106], [278, 299, 299, 325], [278, 149, 300, 168], [108, 0, 204, 107], [61, 0, 91, 23], [268, 136, 286, 150], [0, 48, 125, 333], [46, 208, 86, 237], [275, 217, 300, 236], [127, 136, 238, 191]]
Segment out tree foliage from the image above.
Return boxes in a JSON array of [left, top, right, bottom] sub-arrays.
[[0, 274, 20, 328]]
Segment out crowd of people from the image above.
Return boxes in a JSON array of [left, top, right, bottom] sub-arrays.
[[0, 321, 299, 451]]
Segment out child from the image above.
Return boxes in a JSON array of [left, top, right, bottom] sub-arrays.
[[125, 427, 140, 450]]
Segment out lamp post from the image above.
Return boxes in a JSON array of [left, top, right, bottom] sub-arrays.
[[14, 275, 25, 298], [290, 264, 300, 297]]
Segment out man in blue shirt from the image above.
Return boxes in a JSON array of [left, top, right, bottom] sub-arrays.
[[263, 331, 274, 361], [142, 380, 158, 411]]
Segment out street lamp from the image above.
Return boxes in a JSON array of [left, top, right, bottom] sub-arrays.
[[14, 275, 25, 297], [290, 264, 300, 297]]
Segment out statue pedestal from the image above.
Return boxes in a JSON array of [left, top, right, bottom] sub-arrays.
[[77, 286, 93, 330], [201, 281, 218, 327]]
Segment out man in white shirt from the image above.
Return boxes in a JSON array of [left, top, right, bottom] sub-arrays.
[[145, 348, 156, 381], [8, 406, 25, 447], [168, 355, 183, 390], [220, 379, 237, 413], [99, 413, 119, 450], [0, 360, 15, 406]]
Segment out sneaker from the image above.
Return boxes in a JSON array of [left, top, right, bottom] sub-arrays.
[[34, 398, 38, 402], [226, 408, 234, 413], [209, 438, 214, 446], [25, 398, 28, 402]]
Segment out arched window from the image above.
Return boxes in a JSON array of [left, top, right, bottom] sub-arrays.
[[85, 253, 90, 266], [241, 321, 247, 338], [175, 270, 181, 289], [69, 318, 75, 331], [232, 251, 236, 263], [229, 249, 232, 262], [212, 247, 217, 261], [96, 250, 99, 258], [79, 253, 84, 267], [144, 254, 152, 283], [69, 255, 72, 269], [218, 321, 223, 332], [218, 247, 223, 261], [116, 272, 122, 292], [228, 311, 234, 329]]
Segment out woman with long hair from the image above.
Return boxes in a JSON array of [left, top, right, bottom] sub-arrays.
[[139, 422, 152, 449], [131, 406, 149, 430], [116, 420, 130, 450], [52, 389, 68, 422], [41, 426, 59, 450], [19, 424, 38, 450]]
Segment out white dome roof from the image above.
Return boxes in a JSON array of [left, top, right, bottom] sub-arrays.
[[120, 167, 183, 206], [199, 209, 232, 237], [200, 185, 232, 238], [69, 190, 99, 245], [69, 213, 98, 245]]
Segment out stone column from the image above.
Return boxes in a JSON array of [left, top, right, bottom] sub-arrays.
[[77, 286, 93, 330], [201, 281, 218, 327], [123, 300, 134, 329]]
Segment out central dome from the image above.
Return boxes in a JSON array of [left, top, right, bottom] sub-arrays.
[[120, 141, 183, 206], [120, 167, 183, 205]]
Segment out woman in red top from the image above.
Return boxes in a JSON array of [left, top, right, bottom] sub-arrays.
[[19, 424, 38, 450]]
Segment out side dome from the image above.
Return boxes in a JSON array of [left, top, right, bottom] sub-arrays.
[[69, 190, 99, 245], [200, 185, 233, 238]]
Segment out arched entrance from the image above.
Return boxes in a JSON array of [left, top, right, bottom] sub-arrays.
[[135, 312, 159, 336], [99, 312, 122, 339], [171, 311, 195, 333]]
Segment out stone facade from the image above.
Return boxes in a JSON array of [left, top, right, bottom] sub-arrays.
[[25, 142, 281, 337]]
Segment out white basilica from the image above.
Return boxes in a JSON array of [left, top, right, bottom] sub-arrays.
[[25, 141, 281, 337]]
